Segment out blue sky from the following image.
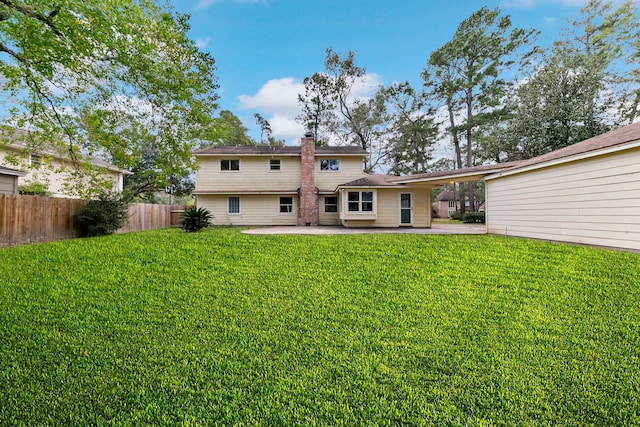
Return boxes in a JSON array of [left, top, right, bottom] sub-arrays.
[[175, 0, 601, 145]]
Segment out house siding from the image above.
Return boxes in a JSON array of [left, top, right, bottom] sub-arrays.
[[340, 188, 432, 228], [0, 149, 124, 197], [315, 157, 366, 191], [0, 175, 17, 194], [195, 156, 302, 192], [197, 194, 298, 226], [486, 147, 640, 250], [318, 194, 341, 226]]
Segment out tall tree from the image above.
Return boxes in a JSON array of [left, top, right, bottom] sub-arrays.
[[254, 113, 272, 144], [423, 7, 537, 212], [384, 82, 439, 175], [0, 0, 218, 196], [503, 0, 637, 159], [201, 110, 254, 146], [298, 48, 388, 172]]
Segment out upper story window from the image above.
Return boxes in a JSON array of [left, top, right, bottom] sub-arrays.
[[320, 159, 340, 171], [221, 159, 240, 171], [30, 154, 42, 169], [348, 191, 374, 212], [269, 159, 281, 171]]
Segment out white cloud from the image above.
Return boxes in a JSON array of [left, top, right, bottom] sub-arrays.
[[269, 114, 306, 142], [195, 0, 217, 10], [238, 73, 385, 144], [237, 77, 304, 117], [195, 37, 211, 49]]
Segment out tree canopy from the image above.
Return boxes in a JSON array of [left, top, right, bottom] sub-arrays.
[[0, 0, 218, 197]]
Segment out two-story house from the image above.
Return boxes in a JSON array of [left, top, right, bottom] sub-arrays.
[[193, 133, 434, 228], [1, 133, 130, 197]]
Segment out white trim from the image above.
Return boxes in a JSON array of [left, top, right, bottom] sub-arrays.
[[399, 192, 413, 226], [227, 196, 241, 214], [485, 140, 640, 181]]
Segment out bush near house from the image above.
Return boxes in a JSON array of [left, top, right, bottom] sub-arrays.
[[0, 228, 639, 425], [179, 206, 213, 232], [74, 191, 130, 237], [463, 211, 485, 223]]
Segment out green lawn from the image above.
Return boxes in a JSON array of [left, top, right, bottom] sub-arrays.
[[1, 228, 639, 426]]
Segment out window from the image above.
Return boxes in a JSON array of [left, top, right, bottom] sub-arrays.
[[348, 191, 374, 212], [279, 197, 293, 213], [269, 159, 281, 171], [221, 159, 240, 171], [320, 159, 340, 171], [324, 196, 338, 213], [30, 154, 42, 168], [228, 196, 240, 214], [448, 200, 456, 215]]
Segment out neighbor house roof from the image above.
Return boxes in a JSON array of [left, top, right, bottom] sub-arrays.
[[193, 145, 369, 156], [0, 165, 27, 177]]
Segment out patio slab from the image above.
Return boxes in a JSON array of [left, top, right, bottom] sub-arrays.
[[242, 223, 487, 235]]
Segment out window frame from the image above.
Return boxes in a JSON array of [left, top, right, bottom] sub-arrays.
[[30, 154, 42, 169], [347, 191, 374, 212], [228, 196, 240, 214], [279, 196, 294, 214], [324, 196, 338, 213], [269, 159, 281, 171], [221, 159, 240, 171], [319, 158, 340, 171]]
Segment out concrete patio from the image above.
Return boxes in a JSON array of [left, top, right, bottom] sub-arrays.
[[242, 223, 487, 235]]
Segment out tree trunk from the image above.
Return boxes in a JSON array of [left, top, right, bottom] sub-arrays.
[[447, 98, 465, 215], [466, 89, 475, 213]]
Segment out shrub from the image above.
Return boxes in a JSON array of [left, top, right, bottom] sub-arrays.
[[75, 191, 130, 237], [463, 212, 485, 223], [19, 182, 51, 196], [449, 211, 462, 221], [180, 206, 213, 232]]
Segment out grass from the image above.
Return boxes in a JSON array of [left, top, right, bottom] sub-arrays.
[[1, 227, 639, 426]]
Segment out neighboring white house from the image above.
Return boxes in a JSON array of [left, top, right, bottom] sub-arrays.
[[0, 165, 27, 195], [0, 135, 130, 197], [193, 134, 434, 227]]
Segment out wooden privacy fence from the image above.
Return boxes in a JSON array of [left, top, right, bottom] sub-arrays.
[[0, 194, 185, 247]]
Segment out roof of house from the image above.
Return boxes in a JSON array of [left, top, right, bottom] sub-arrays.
[[0, 165, 27, 177], [504, 120, 640, 171], [193, 145, 369, 156], [338, 174, 402, 188], [385, 121, 640, 185], [436, 190, 457, 201]]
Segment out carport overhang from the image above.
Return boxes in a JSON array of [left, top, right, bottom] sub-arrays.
[[389, 162, 522, 186]]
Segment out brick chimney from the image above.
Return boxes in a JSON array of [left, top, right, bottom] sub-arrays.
[[297, 132, 319, 226]]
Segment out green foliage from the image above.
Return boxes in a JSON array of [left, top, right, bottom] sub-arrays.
[[200, 110, 255, 146], [179, 206, 212, 232], [463, 211, 485, 223], [0, 0, 218, 195], [18, 181, 51, 196], [74, 191, 130, 237], [0, 228, 639, 425], [449, 210, 462, 220]]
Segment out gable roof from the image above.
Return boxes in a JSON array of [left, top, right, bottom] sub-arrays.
[[193, 145, 368, 156]]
